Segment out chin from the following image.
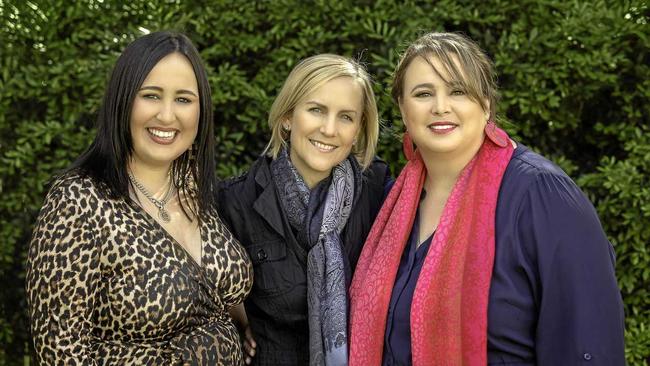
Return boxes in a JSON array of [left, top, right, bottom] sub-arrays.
[[306, 162, 337, 175]]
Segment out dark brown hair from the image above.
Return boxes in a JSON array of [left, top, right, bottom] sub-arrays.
[[66, 31, 215, 219], [392, 32, 499, 120]]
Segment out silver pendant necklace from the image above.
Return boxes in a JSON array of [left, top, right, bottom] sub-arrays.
[[128, 173, 174, 223]]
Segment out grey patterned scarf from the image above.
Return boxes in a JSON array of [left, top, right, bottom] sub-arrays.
[[271, 148, 360, 366]]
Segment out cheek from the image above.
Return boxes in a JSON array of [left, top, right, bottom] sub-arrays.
[[340, 124, 360, 150], [400, 101, 418, 128], [130, 100, 147, 127], [186, 106, 200, 133], [460, 105, 487, 129], [288, 113, 315, 141], [191, 105, 201, 124]]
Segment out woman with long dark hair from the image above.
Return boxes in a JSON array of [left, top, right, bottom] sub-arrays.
[[26, 31, 252, 364]]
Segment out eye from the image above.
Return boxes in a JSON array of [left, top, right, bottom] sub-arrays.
[[142, 93, 160, 100], [341, 114, 354, 122], [308, 107, 323, 114], [176, 97, 192, 104], [414, 91, 432, 98], [450, 89, 466, 96]]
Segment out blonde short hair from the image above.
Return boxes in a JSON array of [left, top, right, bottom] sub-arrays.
[[265, 54, 379, 169], [392, 32, 499, 121]]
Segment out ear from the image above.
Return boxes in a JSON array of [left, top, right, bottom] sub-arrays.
[[281, 113, 293, 129]]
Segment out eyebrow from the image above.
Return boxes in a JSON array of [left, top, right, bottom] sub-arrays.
[[139, 86, 198, 97], [410, 83, 435, 93], [305, 100, 359, 115], [410, 81, 465, 93]]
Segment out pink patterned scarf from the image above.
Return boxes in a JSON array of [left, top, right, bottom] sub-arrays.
[[349, 125, 513, 365]]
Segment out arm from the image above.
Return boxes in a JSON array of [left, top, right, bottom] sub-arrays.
[[26, 180, 101, 365], [519, 173, 625, 365], [229, 303, 256, 364]]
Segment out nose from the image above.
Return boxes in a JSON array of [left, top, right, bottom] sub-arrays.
[[432, 93, 451, 115], [319, 114, 337, 137], [156, 100, 176, 124]]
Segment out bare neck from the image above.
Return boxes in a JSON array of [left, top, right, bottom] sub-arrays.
[[420, 143, 481, 199], [128, 160, 172, 198]]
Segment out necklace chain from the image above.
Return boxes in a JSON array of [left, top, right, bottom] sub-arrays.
[[128, 173, 174, 223]]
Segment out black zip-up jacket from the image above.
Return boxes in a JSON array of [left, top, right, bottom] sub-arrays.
[[217, 155, 390, 365]]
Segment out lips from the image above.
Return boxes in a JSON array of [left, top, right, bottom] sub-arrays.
[[147, 127, 178, 145], [310, 139, 337, 152], [427, 121, 458, 134]]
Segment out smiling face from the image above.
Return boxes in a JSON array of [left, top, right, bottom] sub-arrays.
[[287, 76, 363, 187], [129, 52, 200, 171], [399, 55, 488, 163]]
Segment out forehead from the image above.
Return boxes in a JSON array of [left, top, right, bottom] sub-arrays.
[[403, 54, 467, 86], [142, 53, 198, 89], [301, 76, 363, 110]]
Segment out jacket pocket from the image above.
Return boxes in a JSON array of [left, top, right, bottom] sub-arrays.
[[247, 240, 295, 298], [249, 240, 286, 265]]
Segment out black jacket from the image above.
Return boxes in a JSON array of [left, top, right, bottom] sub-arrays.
[[217, 155, 390, 366]]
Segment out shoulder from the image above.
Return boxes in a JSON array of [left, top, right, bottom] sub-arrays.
[[495, 145, 612, 280], [497, 144, 606, 246], [32, 173, 102, 246], [46, 171, 105, 205], [499, 144, 604, 243], [219, 171, 251, 194], [504, 145, 571, 185], [217, 155, 270, 217], [500, 145, 582, 206], [219, 156, 268, 192], [362, 156, 390, 185]]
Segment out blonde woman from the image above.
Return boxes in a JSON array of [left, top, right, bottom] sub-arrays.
[[218, 54, 391, 365]]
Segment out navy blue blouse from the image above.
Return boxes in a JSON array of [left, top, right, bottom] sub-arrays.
[[382, 145, 625, 365], [382, 203, 433, 366]]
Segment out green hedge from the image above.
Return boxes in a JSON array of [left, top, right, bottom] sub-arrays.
[[1, 0, 648, 364]]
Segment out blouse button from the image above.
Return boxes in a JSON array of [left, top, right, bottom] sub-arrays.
[[257, 249, 267, 261], [583, 353, 592, 361]]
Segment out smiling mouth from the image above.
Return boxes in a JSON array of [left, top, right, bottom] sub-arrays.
[[310, 139, 337, 152], [147, 128, 178, 143], [427, 122, 458, 134]]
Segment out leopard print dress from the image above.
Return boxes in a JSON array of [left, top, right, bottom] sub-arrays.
[[26, 174, 253, 365]]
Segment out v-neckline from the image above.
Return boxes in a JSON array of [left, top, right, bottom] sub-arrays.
[[131, 200, 205, 269]]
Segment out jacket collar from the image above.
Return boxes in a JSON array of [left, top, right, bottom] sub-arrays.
[[252, 157, 286, 238]]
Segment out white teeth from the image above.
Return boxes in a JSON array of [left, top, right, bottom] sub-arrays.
[[311, 140, 336, 151], [148, 128, 176, 139], [430, 125, 455, 130]]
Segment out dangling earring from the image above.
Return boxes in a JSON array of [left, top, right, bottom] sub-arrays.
[[484, 120, 508, 148], [403, 131, 417, 161], [188, 143, 197, 161]]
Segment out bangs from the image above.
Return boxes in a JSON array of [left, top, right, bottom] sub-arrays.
[[416, 45, 487, 110], [392, 33, 497, 118]]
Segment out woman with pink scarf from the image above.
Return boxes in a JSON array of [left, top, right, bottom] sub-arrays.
[[349, 32, 625, 365]]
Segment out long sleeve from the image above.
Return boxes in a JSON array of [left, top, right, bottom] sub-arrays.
[[26, 179, 101, 365], [519, 170, 625, 365]]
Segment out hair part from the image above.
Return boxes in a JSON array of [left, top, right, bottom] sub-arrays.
[[264, 54, 379, 169], [65, 30, 216, 219], [392, 32, 499, 121]]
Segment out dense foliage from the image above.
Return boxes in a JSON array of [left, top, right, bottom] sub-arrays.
[[1, 0, 648, 364]]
